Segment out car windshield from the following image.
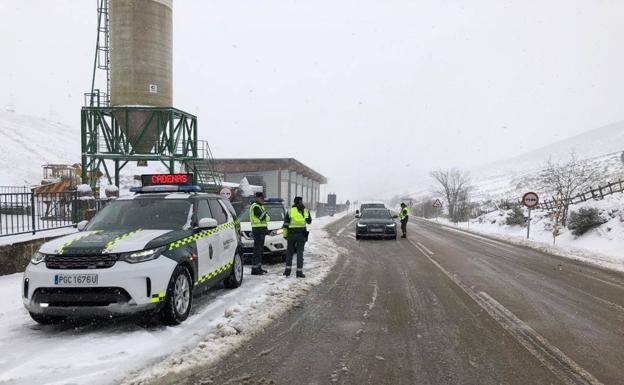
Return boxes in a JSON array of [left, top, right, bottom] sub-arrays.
[[361, 203, 385, 210], [239, 204, 286, 222], [86, 198, 192, 231], [360, 209, 392, 219]]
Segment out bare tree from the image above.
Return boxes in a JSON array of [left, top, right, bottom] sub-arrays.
[[539, 152, 603, 226], [430, 169, 472, 222]]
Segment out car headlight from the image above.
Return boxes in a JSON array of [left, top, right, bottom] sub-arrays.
[[357, 223, 367, 227], [268, 228, 284, 236], [119, 247, 165, 264], [31, 251, 47, 265], [386, 223, 396, 227]]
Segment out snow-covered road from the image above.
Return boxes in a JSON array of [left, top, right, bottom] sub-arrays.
[[0, 212, 347, 385]]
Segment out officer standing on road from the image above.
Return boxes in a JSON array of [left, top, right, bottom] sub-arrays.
[[249, 192, 270, 275], [283, 196, 312, 278], [400, 202, 410, 238]]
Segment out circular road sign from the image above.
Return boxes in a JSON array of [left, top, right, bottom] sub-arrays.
[[522, 192, 539, 209]]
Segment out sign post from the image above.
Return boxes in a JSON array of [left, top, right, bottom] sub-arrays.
[[522, 192, 539, 239], [433, 199, 443, 221]]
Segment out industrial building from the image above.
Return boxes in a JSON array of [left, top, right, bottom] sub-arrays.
[[213, 158, 327, 210]]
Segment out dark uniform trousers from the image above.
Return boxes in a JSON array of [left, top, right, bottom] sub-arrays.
[[401, 220, 407, 235], [285, 231, 306, 271], [252, 228, 268, 268]]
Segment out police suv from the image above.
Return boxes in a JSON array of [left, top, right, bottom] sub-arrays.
[[22, 174, 243, 325]]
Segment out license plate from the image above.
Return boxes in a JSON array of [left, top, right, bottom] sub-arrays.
[[54, 274, 98, 286], [370, 228, 383, 233]]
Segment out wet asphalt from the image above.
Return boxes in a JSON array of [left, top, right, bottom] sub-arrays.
[[151, 215, 624, 385]]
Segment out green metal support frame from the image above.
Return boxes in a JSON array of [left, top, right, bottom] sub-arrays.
[[81, 106, 221, 191]]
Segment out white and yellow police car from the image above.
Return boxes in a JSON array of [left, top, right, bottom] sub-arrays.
[[22, 174, 243, 325]]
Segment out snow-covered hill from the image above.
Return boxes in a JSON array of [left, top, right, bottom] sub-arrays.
[[471, 121, 624, 201], [0, 109, 79, 186]]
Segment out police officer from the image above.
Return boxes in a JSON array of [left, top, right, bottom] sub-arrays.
[[399, 202, 409, 238], [249, 192, 270, 275], [283, 196, 312, 278]]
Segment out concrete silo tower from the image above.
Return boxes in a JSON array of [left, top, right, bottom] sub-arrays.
[[109, 0, 173, 153]]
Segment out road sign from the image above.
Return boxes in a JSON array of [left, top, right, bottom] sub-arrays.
[[522, 192, 539, 209], [219, 187, 233, 200], [433, 199, 443, 208]]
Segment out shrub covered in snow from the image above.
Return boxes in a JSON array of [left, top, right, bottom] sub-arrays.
[[506, 206, 526, 226], [568, 207, 607, 236]]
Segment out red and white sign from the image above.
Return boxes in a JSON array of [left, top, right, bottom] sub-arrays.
[[433, 199, 443, 208], [522, 192, 539, 209], [219, 186, 234, 200]]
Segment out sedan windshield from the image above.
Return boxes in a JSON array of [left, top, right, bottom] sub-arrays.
[[86, 198, 192, 231], [360, 209, 392, 219]]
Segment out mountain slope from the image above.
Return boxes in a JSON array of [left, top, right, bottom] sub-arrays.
[[0, 110, 79, 186]]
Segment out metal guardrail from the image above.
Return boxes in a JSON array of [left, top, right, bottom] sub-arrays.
[[0, 186, 31, 194], [0, 191, 78, 237]]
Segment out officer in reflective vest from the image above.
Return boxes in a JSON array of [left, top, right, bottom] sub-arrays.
[[249, 192, 270, 275], [282, 196, 312, 278], [399, 202, 410, 238]]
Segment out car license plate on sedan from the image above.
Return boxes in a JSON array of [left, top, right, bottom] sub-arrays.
[[54, 274, 98, 286], [370, 227, 383, 233]]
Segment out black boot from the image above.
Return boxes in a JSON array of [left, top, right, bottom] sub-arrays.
[[283, 269, 291, 277], [401, 234, 407, 238], [296, 271, 306, 278], [259, 267, 268, 274], [251, 267, 264, 275]]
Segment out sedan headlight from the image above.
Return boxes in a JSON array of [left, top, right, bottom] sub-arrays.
[[268, 228, 284, 236], [357, 223, 367, 228], [119, 247, 165, 264], [386, 223, 396, 227], [31, 251, 47, 265]]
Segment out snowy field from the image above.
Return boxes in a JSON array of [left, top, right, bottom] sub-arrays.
[[0, 213, 347, 385], [427, 194, 624, 273]]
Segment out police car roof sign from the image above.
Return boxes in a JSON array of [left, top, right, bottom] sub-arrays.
[[522, 192, 539, 209], [141, 173, 194, 187]]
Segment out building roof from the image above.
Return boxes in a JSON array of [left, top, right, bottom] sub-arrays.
[[212, 158, 327, 184]]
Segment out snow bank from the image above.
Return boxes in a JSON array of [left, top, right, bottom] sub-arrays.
[[431, 193, 624, 272], [0, 212, 348, 385]]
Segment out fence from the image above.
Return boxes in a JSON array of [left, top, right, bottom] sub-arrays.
[[539, 179, 624, 211], [0, 186, 31, 194], [0, 191, 78, 237]]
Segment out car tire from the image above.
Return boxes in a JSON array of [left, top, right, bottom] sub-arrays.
[[355, 234, 361, 240], [160, 264, 193, 325], [224, 253, 243, 289], [29, 312, 66, 325]]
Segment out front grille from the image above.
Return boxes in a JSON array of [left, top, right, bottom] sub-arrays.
[[46, 254, 118, 270], [32, 287, 131, 307]]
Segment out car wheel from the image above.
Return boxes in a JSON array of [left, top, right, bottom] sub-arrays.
[[29, 312, 66, 325], [356, 234, 361, 240], [160, 264, 193, 325], [224, 253, 244, 289]]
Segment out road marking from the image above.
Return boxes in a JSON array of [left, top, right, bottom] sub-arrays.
[[337, 219, 355, 237], [363, 281, 378, 319], [407, 239, 603, 385], [416, 241, 434, 255]]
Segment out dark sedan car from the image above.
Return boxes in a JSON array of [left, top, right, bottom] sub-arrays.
[[355, 209, 398, 240]]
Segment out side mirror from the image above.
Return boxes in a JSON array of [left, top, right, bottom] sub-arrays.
[[198, 217, 218, 229], [76, 220, 88, 231], [392, 215, 398, 219], [355, 214, 360, 218]]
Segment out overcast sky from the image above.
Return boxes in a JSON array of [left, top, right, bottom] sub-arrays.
[[1, 0, 624, 200]]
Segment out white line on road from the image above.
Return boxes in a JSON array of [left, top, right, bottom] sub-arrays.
[[416, 241, 434, 255], [336, 219, 355, 237], [407, 239, 603, 385]]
